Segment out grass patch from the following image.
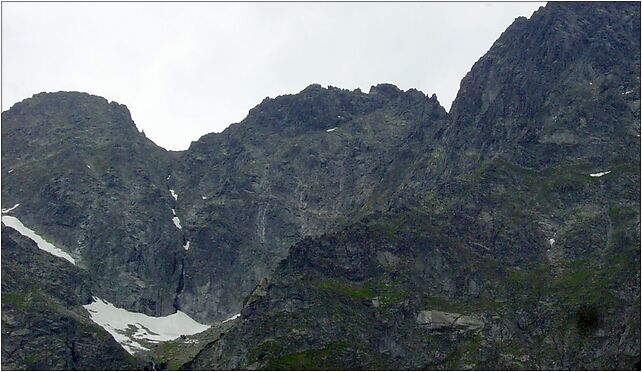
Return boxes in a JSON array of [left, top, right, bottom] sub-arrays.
[[316, 278, 408, 306]]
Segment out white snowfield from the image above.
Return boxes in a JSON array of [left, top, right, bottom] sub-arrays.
[[170, 189, 178, 201], [1, 203, 20, 214], [1, 215, 76, 265], [590, 171, 610, 177], [83, 297, 210, 354]]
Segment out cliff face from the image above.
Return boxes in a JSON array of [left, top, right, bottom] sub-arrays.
[[1, 85, 447, 323], [186, 2, 641, 370], [1, 1, 639, 370], [170, 84, 447, 321], [445, 1, 640, 172]]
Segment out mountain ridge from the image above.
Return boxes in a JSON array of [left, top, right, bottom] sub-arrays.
[[1, 1, 639, 370]]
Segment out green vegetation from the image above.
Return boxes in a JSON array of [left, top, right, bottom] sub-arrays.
[[263, 340, 386, 370], [421, 294, 502, 314], [316, 278, 408, 305]]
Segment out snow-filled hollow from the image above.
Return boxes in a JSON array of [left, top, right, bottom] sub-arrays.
[[1, 215, 75, 265], [83, 297, 210, 354]]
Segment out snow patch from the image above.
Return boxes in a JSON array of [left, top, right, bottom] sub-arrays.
[[1, 203, 20, 214], [326, 127, 337, 132], [171, 209, 182, 229], [590, 171, 610, 177], [169, 189, 178, 201], [625, 90, 633, 95], [83, 297, 210, 354], [86, 164, 91, 169], [222, 313, 240, 323], [183, 241, 190, 250], [201, 196, 207, 200], [7, 169, 13, 174], [549, 238, 555, 247], [1, 215, 75, 265]]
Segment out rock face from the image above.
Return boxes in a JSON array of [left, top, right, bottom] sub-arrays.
[[416, 310, 483, 331], [1, 84, 447, 323], [186, 2, 640, 370], [1, 93, 183, 318], [1, 1, 640, 370], [171, 84, 447, 321]]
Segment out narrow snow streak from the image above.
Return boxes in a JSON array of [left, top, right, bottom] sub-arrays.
[[590, 171, 610, 177], [1, 203, 20, 214], [222, 313, 240, 323], [1, 215, 75, 265], [7, 169, 13, 174], [83, 297, 210, 354], [169, 189, 178, 201], [326, 127, 338, 132], [87, 164, 91, 169], [183, 241, 190, 250]]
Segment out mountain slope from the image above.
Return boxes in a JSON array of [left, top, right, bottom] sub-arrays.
[[186, 2, 641, 370], [0, 1, 639, 370], [169, 84, 447, 321], [1, 85, 447, 323], [1, 226, 140, 370], [1, 92, 185, 317]]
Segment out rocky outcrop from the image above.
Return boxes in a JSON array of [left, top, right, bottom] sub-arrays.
[[416, 310, 483, 331]]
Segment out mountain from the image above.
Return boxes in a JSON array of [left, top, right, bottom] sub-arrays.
[[184, 2, 641, 370], [1, 1, 640, 370]]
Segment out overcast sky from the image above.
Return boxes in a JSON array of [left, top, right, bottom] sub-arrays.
[[2, 2, 544, 150]]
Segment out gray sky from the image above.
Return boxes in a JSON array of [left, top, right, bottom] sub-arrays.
[[2, 2, 544, 150]]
